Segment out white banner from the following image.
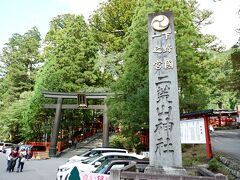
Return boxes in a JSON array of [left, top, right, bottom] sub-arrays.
[[180, 118, 206, 144]]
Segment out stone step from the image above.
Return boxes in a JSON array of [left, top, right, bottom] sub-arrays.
[[60, 133, 103, 158]]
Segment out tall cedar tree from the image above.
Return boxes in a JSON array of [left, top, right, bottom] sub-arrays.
[[23, 14, 99, 140], [0, 27, 42, 141], [0, 27, 41, 103]]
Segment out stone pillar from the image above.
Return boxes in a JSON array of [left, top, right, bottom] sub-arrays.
[[49, 97, 63, 157], [110, 169, 121, 180], [146, 11, 185, 175], [102, 104, 109, 147]]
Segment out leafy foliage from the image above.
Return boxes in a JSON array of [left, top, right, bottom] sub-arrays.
[[44, 14, 100, 91], [107, 0, 215, 150], [89, 0, 137, 53], [23, 14, 101, 140], [0, 27, 42, 142], [0, 27, 42, 102], [229, 47, 240, 93], [0, 92, 32, 142], [0, 1, 238, 148]]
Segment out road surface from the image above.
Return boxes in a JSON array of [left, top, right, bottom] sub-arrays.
[[0, 153, 67, 180], [0, 133, 102, 180], [211, 129, 240, 160]]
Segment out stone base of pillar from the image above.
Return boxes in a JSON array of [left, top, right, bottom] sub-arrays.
[[144, 165, 187, 176], [49, 148, 57, 157]]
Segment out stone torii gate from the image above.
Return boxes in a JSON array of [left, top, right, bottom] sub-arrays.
[[42, 91, 112, 157]]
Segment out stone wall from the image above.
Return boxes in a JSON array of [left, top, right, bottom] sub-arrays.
[[110, 162, 228, 180], [217, 154, 240, 179]]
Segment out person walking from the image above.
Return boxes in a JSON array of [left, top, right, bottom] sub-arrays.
[[17, 148, 26, 172], [68, 139, 72, 148], [7, 147, 18, 172], [26, 146, 31, 160], [73, 138, 78, 149], [6, 147, 13, 171]]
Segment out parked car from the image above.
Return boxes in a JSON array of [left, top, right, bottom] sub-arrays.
[[93, 158, 148, 174], [67, 147, 128, 163], [2, 143, 16, 153], [3, 147, 13, 155], [57, 152, 144, 180], [66, 159, 149, 180]]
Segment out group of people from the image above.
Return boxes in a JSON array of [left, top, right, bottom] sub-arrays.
[[6, 146, 27, 173]]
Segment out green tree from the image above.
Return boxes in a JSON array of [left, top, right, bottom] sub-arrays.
[[89, 0, 138, 85], [0, 27, 42, 103], [24, 14, 100, 140], [44, 14, 100, 91], [107, 0, 214, 150], [89, 0, 137, 53], [108, 0, 156, 150], [0, 27, 42, 141], [227, 46, 240, 102], [202, 51, 237, 109], [0, 91, 32, 142]]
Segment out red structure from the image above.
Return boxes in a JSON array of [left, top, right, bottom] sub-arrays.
[[182, 109, 237, 127], [26, 124, 101, 154], [181, 109, 237, 159], [138, 109, 237, 159]]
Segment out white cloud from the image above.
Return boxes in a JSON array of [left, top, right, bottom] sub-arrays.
[[198, 0, 240, 49]]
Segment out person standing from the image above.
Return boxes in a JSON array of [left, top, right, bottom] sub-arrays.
[[25, 146, 30, 160], [6, 147, 13, 171], [68, 139, 72, 148], [17, 148, 26, 172], [7, 147, 18, 172], [73, 138, 78, 149]]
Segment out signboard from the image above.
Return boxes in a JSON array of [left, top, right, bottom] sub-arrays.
[[80, 173, 109, 180], [180, 118, 206, 144], [68, 171, 110, 180]]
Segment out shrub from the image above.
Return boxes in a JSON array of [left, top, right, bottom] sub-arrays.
[[208, 158, 220, 172], [109, 134, 126, 148]]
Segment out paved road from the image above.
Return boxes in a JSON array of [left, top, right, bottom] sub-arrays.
[[0, 133, 102, 180], [1, 129, 238, 180], [211, 129, 240, 160], [0, 153, 67, 180]]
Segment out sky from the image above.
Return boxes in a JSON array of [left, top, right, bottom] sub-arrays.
[[0, 0, 239, 50], [198, 0, 240, 49]]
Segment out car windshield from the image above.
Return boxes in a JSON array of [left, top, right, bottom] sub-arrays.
[[81, 154, 102, 164], [90, 150, 101, 156], [5, 144, 13, 147], [77, 150, 91, 157], [78, 150, 101, 157], [94, 159, 111, 173]]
